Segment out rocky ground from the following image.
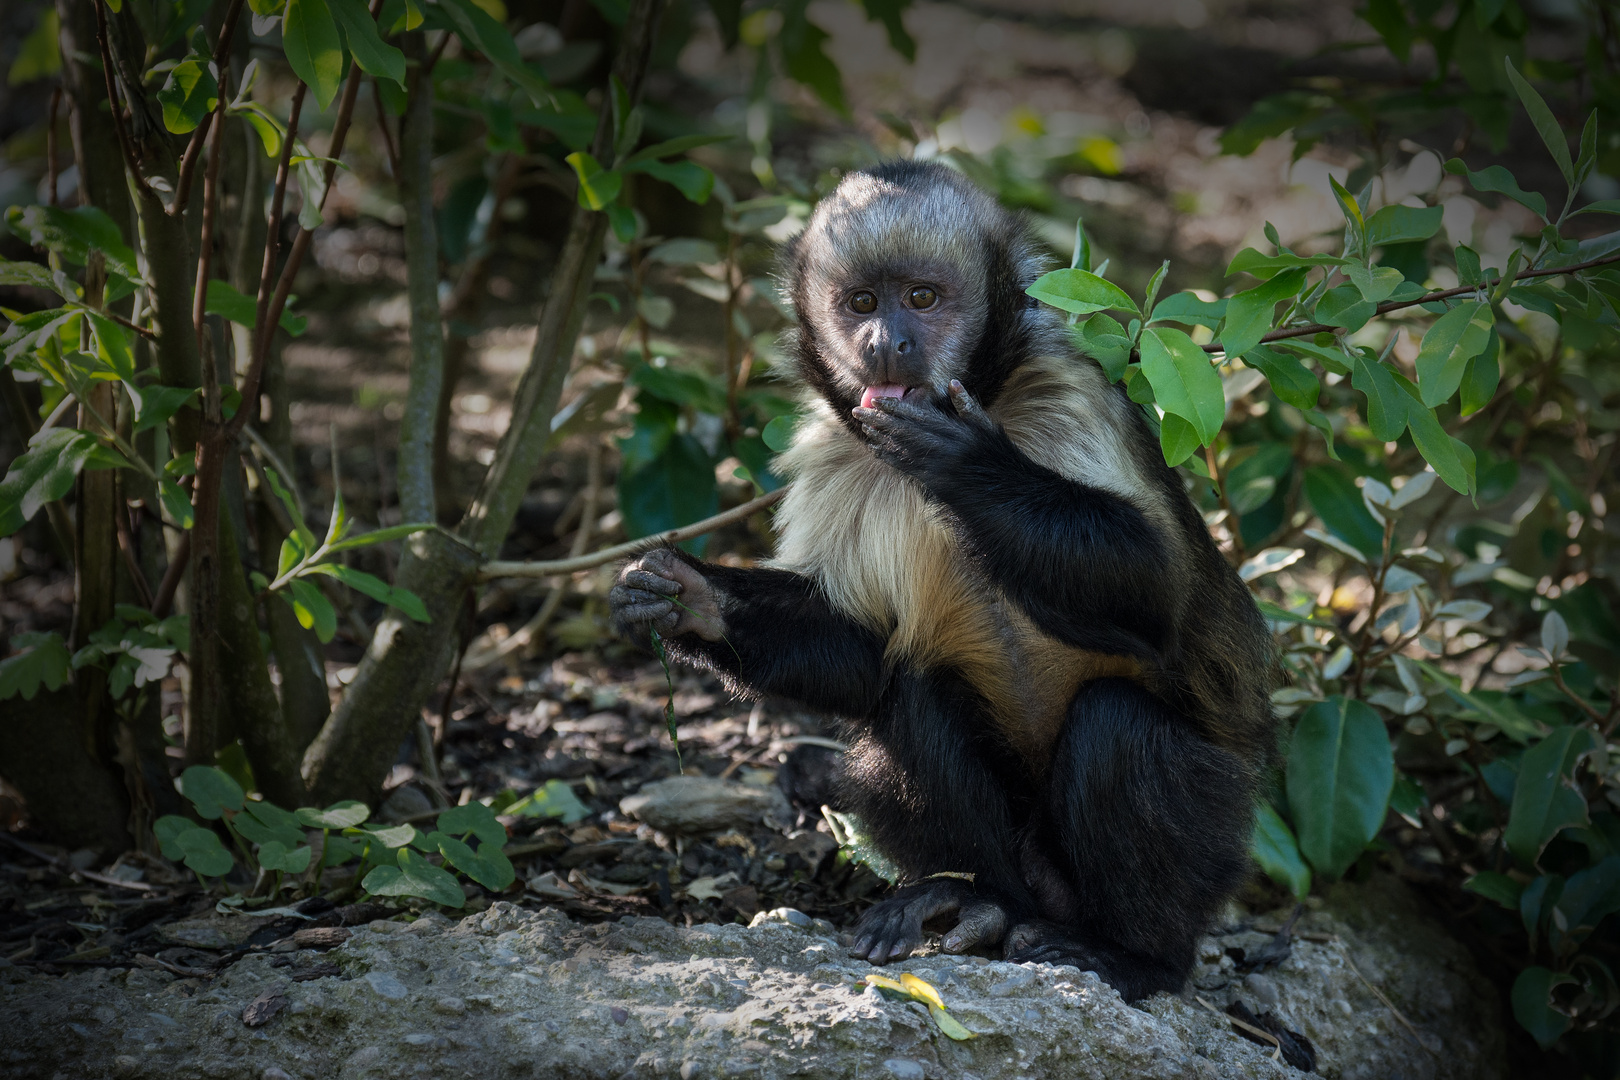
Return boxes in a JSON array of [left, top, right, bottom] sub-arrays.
[[2, 872, 1500, 1080]]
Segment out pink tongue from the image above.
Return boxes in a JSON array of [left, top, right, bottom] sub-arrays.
[[861, 384, 906, 409]]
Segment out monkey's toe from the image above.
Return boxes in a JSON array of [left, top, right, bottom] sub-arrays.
[[940, 900, 1009, 954]]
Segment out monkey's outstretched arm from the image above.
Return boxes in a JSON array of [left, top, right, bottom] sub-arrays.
[[854, 384, 1175, 659], [611, 550, 889, 717]]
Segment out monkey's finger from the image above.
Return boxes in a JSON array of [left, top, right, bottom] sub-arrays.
[[612, 597, 674, 625], [621, 569, 682, 595], [947, 380, 994, 429], [941, 901, 1009, 954]]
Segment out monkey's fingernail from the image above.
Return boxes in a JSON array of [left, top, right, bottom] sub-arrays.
[[943, 935, 963, 951]]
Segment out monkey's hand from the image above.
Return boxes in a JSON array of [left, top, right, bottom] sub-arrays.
[[608, 548, 727, 643], [851, 380, 998, 492], [850, 878, 1010, 965]]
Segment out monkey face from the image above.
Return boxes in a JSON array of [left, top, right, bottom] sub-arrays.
[[826, 265, 975, 406], [783, 162, 1053, 419]]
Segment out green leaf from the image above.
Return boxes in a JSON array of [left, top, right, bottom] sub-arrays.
[[1414, 302, 1493, 407], [205, 279, 307, 336], [1314, 285, 1376, 332], [235, 801, 305, 847], [1157, 412, 1201, 468], [1458, 329, 1501, 416], [1504, 59, 1573, 185], [437, 0, 549, 105], [1147, 292, 1227, 328], [564, 152, 623, 211], [618, 434, 719, 555], [434, 832, 515, 891], [323, 521, 432, 554], [1286, 696, 1394, 881], [305, 563, 430, 622], [84, 311, 135, 381], [1350, 351, 1410, 442], [0, 429, 128, 539], [1329, 176, 1366, 253], [363, 822, 419, 848], [779, 10, 845, 115], [1243, 345, 1320, 410], [1219, 91, 1328, 156], [257, 840, 313, 873], [158, 478, 195, 530], [1226, 248, 1349, 279], [622, 134, 731, 167], [1025, 268, 1140, 317], [1444, 158, 1548, 218], [1464, 871, 1525, 910], [0, 259, 75, 298], [0, 632, 72, 701], [436, 801, 507, 846], [362, 847, 464, 907], [328, 0, 405, 86], [1251, 802, 1311, 899], [507, 779, 591, 824], [761, 414, 798, 453], [1139, 327, 1224, 444], [176, 826, 235, 877], [156, 59, 219, 135], [626, 159, 714, 205], [1392, 373, 1475, 496], [153, 815, 200, 861], [282, 0, 345, 111], [285, 578, 337, 642], [1513, 967, 1575, 1049], [234, 101, 286, 158], [1364, 204, 1443, 248], [1505, 727, 1601, 867], [180, 765, 245, 820], [1077, 316, 1132, 382], [5, 205, 140, 281], [7, 8, 60, 86], [1345, 264, 1404, 303], [296, 800, 371, 830], [1219, 268, 1304, 361], [128, 384, 199, 435], [1574, 200, 1620, 217]]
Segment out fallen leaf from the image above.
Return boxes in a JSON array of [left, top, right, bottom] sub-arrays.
[[929, 1004, 977, 1041], [900, 973, 945, 1010]]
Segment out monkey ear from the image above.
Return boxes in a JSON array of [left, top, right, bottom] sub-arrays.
[[947, 380, 995, 430]]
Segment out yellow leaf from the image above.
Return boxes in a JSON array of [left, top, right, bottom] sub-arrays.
[[900, 973, 945, 1010], [1077, 136, 1123, 176], [468, 0, 506, 20], [863, 973, 909, 996], [929, 1004, 977, 1041]]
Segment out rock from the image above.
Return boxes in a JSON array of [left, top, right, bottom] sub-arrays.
[[379, 784, 435, 823], [620, 775, 793, 834], [1243, 972, 1280, 1008], [0, 873, 1502, 1079], [292, 926, 352, 949]]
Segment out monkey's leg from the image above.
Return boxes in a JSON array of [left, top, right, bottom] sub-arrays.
[[1004, 677, 1253, 1001], [842, 669, 1034, 964], [640, 559, 889, 719]]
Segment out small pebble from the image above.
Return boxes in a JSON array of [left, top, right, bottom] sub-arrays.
[[261, 1070, 293, 1080], [611, 1006, 630, 1025], [433, 996, 468, 1015], [1244, 973, 1280, 1008], [882, 1059, 926, 1080], [364, 971, 409, 1000]]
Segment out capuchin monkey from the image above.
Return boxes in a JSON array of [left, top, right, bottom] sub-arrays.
[[610, 161, 1276, 1002]]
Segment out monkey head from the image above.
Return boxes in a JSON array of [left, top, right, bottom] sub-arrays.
[[780, 161, 1055, 419]]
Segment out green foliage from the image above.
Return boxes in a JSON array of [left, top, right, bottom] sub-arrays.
[[1285, 697, 1394, 881], [504, 780, 592, 824]]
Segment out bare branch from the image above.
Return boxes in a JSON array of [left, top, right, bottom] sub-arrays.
[[171, 0, 247, 216], [478, 486, 788, 581], [91, 0, 151, 200], [1201, 251, 1620, 355]]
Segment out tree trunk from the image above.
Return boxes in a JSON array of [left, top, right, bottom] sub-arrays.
[[0, 687, 132, 855], [301, 0, 667, 804]]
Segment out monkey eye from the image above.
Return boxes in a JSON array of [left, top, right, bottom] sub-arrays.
[[849, 291, 877, 314], [908, 286, 937, 309]]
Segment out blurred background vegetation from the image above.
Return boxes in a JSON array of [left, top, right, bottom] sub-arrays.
[[1, 0, 1617, 1073]]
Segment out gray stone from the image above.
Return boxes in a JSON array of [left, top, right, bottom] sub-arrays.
[[619, 776, 792, 834], [1243, 972, 1281, 1008], [0, 874, 1502, 1080]]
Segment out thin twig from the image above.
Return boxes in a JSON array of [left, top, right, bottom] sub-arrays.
[[104, 310, 157, 340], [151, 531, 191, 618], [47, 86, 61, 206], [0, 833, 159, 893], [371, 78, 401, 178], [1194, 995, 1282, 1062], [91, 0, 152, 200], [1339, 942, 1438, 1056], [1202, 251, 1620, 354], [172, 0, 246, 216], [115, 505, 155, 608], [192, 84, 230, 364], [478, 486, 787, 581]]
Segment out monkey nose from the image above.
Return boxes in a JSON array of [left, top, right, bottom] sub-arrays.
[[894, 338, 911, 355]]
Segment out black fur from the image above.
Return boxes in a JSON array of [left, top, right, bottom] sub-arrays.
[[614, 162, 1276, 1002]]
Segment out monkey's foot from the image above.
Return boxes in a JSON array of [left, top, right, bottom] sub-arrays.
[[849, 879, 1009, 965], [1003, 922, 1185, 1002]]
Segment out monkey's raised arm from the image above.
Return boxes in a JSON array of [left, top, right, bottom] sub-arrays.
[[611, 550, 889, 718], [855, 389, 1177, 661]]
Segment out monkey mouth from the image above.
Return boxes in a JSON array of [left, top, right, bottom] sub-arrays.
[[859, 384, 911, 409]]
